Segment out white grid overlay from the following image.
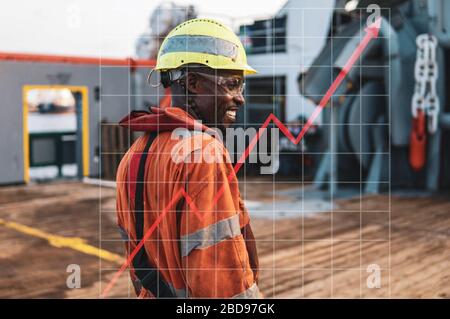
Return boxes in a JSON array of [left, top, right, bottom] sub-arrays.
[[98, 7, 392, 299]]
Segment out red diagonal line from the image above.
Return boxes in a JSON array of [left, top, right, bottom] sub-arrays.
[[101, 18, 380, 298], [101, 188, 198, 297]]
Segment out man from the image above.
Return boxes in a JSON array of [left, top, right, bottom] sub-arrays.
[[116, 18, 260, 298]]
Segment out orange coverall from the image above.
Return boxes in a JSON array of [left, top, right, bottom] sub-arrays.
[[116, 107, 260, 298]]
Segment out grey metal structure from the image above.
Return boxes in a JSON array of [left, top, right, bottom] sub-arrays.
[[299, 0, 449, 193], [0, 54, 163, 185]]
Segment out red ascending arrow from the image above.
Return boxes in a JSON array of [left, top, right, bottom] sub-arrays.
[[101, 18, 381, 298]]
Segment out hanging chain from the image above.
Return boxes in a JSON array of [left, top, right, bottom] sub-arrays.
[[411, 34, 440, 133]]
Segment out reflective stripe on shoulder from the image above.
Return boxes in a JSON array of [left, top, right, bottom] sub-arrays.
[[180, 214, 241, 257], [231, 283, 260, 299]]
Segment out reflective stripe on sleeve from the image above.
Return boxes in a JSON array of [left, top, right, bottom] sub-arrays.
[[180, 214, 241, 257], [231, 283, 261, 299]]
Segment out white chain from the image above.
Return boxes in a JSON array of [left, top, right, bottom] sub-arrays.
[[411, 34, 440, 133]]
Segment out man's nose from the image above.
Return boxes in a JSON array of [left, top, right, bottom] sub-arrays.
[[233, 91, 245, 106]]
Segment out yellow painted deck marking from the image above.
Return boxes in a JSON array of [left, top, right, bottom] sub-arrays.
[[0, 218, 123, 264]]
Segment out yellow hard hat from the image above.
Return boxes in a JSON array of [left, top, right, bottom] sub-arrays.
[[155, 18, 257, 75]]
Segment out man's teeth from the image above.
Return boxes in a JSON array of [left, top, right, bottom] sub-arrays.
[[226, 110, 236, 118]]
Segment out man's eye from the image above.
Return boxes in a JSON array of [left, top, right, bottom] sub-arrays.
[[228, 80, 240, 90]]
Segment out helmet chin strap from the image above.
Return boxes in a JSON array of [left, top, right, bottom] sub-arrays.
[[155, 65, 222, 129]]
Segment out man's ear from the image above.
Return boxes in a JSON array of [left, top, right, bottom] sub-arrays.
[[186, 73, 202, 94]]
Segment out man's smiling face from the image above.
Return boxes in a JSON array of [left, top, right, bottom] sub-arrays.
[[186, 68, 245, 131]]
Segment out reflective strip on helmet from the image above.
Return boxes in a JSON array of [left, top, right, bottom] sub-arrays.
[[231, 283, 260, 299], [180, 214, 241, 257], [160, 35, 239, 60]]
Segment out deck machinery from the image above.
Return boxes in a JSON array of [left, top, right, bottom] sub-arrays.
[[299, 0, 450, 193]]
